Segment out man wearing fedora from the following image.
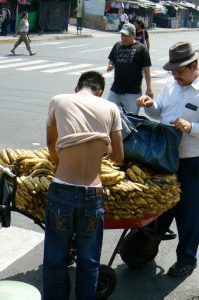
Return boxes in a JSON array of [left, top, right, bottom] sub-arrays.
[[137, 41, 199, 277], [107, 23, 153, 115]]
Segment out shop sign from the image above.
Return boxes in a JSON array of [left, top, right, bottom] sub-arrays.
[[0, 0, 7, 3]]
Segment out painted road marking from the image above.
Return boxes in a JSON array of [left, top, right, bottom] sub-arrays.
[[18, 62, 70, 71], [0, 226, 44, 272], [0, 58, 24, 64], [42, 63, 93, 73], [58, 43, 91, 49], [0, 60, 47, 69], [69, 66, 107, 75], [79, 47, 112, 53]]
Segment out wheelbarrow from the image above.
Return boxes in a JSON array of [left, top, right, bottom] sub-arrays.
[[0, 165, 176, 300]]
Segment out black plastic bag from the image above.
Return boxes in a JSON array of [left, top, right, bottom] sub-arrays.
[[121, 113, 182, 174]]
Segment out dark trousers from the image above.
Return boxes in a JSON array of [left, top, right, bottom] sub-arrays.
[[1, 20, 8, 36], [156, 157, 199, 265]]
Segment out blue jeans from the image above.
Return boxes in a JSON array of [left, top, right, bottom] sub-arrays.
[[43, 182, 104, 300], [108, 90, 141, 115]]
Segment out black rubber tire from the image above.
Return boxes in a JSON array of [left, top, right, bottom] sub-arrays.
[[1, 211, 11, 228], [120, 229, 160, 269], [96, 264, 118, 300]]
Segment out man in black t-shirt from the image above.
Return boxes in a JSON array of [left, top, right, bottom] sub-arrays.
[[107, 23, 153, 114]]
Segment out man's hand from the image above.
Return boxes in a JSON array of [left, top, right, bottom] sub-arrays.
[[146, 88, 154, 99], [170, 118, 192, 133], [136, 95, 154, 108], [107, 60, 114, 72], [107, 64, 114, 72]]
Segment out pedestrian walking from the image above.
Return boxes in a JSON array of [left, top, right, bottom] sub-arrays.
[[10, 11, 36, 56], [137, 41, 199, 277], [1, 8, 10, 36], [43, 70, 124, 300], [107, 23, 153, 114], [134, 19, 150, 50], [187, 12, 193, 28], [118, 10, 128, 31]]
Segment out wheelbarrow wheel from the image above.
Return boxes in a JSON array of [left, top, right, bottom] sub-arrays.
[[96, 264, 117, 300], [1, 211, 11, 228], [120, 229, 160, 269]]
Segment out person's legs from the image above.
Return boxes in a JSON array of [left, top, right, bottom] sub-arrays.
[[175, 157, 199, 265], [167, 157, 199, 277], [154, 209, 175, 236], [121, 93, 141, 114], [21, 32, 36, 55], [75, 194, 104, 300], [108, 90, 123, 112], [43, 184, 73, 300], [11, 35, 22, 54]]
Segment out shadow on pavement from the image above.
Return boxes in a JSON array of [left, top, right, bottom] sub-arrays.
[[2, 260, 195, 300], [110, 260, 188, 300]]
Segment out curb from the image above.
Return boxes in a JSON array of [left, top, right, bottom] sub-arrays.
[[0, 33, 93, 44], [0, 28, 199, 43], [0, 38, 18, 44]]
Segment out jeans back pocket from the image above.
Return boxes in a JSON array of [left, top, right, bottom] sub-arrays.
[[80, 206, 104, 234], [47, 201, 73, 233]]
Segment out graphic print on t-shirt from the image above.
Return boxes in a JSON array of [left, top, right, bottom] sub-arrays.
[[117, 48, 136, 63]]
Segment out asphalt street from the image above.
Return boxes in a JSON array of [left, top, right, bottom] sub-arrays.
[[0, 27, 199, 300]]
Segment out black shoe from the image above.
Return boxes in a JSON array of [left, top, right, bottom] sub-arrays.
[[167, 262, 197, 277], [30, 52, 36, 56], [11, 49, 15, 55]]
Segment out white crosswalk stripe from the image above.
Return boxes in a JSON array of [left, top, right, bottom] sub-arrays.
[[0, 58, 24, 64], [41, 63, 93, 73], [32, 41, 66, 46], [58, 44, 91, 49], [69, 66, 107, 75], [80, 47, 112, 53], [154, 78, 169, 84], [103, 71, 114, 78], [151, 70, 167, 76], [0, 56, 170, 86], [0, 226, 44, 272], [17, 62, 70, 71], [0, 60, 47, 69]]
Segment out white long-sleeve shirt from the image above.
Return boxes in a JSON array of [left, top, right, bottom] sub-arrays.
[[145, 77, 199, 158]]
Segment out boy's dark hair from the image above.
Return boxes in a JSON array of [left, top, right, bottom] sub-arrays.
[[135, 19, 145, 29], [77, 71, 105, 92]]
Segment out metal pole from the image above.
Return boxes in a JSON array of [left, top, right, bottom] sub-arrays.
[[15, 3, 18, 33], [76, 0, 83, 34]]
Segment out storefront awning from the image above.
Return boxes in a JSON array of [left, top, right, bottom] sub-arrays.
[[17, 0, 26, 4]]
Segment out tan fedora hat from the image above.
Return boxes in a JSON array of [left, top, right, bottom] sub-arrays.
[[163, 42, 199, 71]]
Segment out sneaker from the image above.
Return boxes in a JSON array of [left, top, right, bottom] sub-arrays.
[[11, 49, 15, 55], [30, 53, 36, 56], [167, 262, 197, 277]]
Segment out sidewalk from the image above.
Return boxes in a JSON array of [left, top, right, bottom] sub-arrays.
[[0, 24, 199, 44]]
